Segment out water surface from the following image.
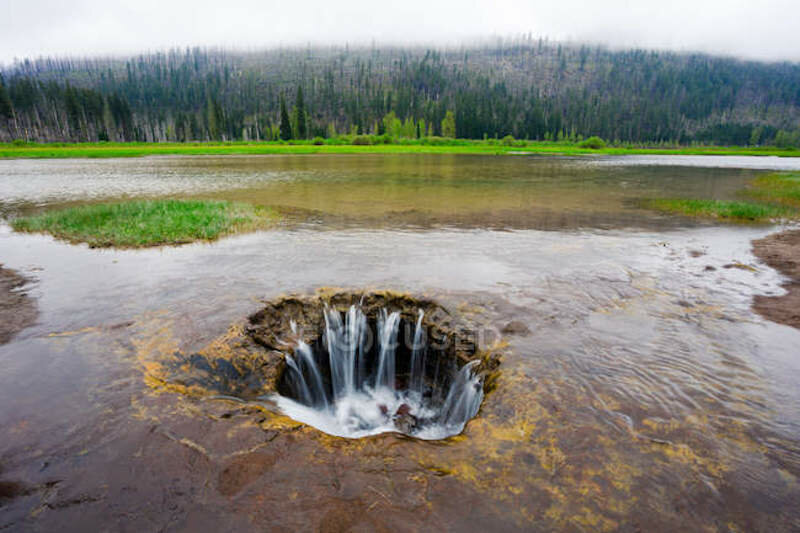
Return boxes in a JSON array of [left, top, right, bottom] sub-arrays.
[[0, 154, 798, 531], [3, 153, 792, 229]]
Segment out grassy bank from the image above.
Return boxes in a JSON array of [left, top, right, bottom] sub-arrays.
[[644, 172, 800, 222], [1, 139, 799, 159], [746, 172, 800, 207], [11, 199, 278, 248]]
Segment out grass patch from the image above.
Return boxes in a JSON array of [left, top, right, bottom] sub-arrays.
[[11, 199, 278, 248], [1, 140, 799, 159], [745, 172, 800, 207], [642, 198, 795, 222], [643, 171, 800, 223]]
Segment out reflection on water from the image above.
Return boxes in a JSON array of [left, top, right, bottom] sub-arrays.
[[0, 154, 784, 229], [0, 155, 799, 530]]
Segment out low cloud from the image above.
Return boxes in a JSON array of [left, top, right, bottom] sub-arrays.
[[2, 0, 798, 65]]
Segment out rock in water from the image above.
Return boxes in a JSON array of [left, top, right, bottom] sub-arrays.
[[394, 412, 417, 434], [501, 320, 530, 335]]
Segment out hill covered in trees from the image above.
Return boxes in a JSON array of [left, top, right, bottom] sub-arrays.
[[1, 37, 799, 147]]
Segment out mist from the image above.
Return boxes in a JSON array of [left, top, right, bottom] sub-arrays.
[[2, 0, 799, 65]]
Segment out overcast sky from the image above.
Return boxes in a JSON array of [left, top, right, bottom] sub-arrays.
[[2, 0, 799, 65]]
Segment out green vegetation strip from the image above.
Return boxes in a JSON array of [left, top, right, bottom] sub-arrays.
[[11, 199, 278, 248], [643, 172, 800, 222], [746, 172, 800, 207], [1, 139, 799, 159], [643, 199, 794, 222]]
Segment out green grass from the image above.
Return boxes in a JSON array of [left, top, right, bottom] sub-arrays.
[[642, 198, 794, 222], [745, 172, 800, 207], [1, 139, 799, 159], [11, 199, 279, 248], [643, 171, 800, 222]]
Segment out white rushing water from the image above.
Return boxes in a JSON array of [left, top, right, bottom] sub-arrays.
[[274, 305, 483, 440]]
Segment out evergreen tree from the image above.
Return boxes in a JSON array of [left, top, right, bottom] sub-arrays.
[[295, 86, 307, 139], [206, 94, 219, 140], [2, 42, 800, 145], [64, 84, 83, 138], [0, 76, 13, 119], [101, 97, 115, 140], [279, 94, 292, 140]]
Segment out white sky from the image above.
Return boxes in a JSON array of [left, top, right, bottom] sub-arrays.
[[1, 0, 799, 65]]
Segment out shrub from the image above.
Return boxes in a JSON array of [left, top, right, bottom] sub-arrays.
[[421, 136, 457, 146], [502, 134, 516, 146], [578, 136, 606, 149], [312, 136, 325, 145], [351, 135, 373, 146]]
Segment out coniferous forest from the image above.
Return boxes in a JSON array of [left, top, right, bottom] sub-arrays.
[[1, 37, 799, 147]]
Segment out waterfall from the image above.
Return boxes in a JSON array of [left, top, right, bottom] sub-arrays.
[[277, 304, 483, 440], [324, 305, 367, 401], [439, 360, 482, 425], [375, 309, 400, 391], [284, 355, 312, 405], [410, 309, 425, 394], [293, 341, 328, 409]]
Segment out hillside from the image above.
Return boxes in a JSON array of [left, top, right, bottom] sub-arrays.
[[1, 37, 799, 146]]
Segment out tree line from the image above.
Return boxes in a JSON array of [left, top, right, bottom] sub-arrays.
[[1, 37, 799, 146]]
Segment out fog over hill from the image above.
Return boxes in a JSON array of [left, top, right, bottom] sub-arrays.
[[3, 0, 800, 64]]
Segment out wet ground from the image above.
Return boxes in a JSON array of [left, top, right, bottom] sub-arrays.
[[1, 154, 800, 531], [753, 230, 800, 329], [0, 265, 37, 345]]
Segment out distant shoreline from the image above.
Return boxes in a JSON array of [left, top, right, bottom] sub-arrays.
[[2, 140, 799, 159]]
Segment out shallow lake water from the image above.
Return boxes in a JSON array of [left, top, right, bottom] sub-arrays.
[[2, 153, 791, 228], [1, 154, 799, 531]]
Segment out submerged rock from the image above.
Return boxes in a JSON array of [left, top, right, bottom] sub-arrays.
[[394, 412, 418, 434], [501, 320, 531, 336], [393, 404, 418, 433]]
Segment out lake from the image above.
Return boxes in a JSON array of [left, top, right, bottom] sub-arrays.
[[1, 154, 799, 531]]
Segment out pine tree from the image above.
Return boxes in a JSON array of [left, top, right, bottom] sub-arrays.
[[295, 86, 307, 139], [101, 97, 116, 141], [206, 94, 219, 140], [279, 94, 292, 140], [2, 43, 800, 145], [0, 76, 13, 120], [64, 85, 83, 138]]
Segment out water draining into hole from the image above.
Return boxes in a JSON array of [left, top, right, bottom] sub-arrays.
[[274, 305, 483, 439]]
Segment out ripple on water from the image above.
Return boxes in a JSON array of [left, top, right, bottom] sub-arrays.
[[0, 155, 799, 529]]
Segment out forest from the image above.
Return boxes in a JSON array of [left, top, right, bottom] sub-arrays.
[[1, 37, 799, 147]]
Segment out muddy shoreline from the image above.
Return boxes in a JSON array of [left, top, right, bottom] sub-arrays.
[[752, 229, 800, 329], [0, 265, 36, 344]]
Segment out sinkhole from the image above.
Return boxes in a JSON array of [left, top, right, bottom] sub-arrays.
[[247, 292, 493, 440]]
